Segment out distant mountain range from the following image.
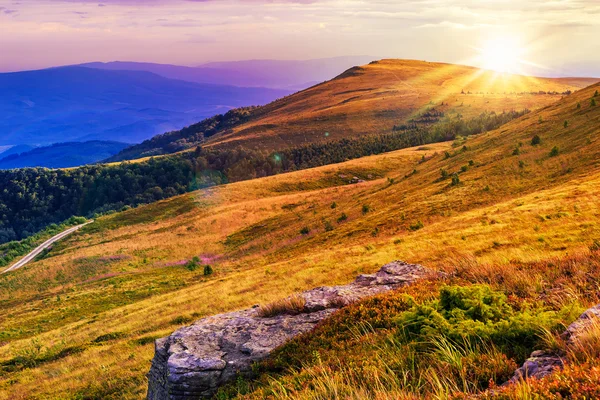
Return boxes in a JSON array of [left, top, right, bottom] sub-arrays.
[[80, 56, 376, 90], [1, 56, 374, 168], [0, 141, 130, 170], [0, 66, 290, 146]]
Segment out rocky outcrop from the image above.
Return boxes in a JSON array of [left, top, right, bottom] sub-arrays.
[[507, 303, 600, 383], [507, 350, 564, 383], [147, 261, 431, 399]]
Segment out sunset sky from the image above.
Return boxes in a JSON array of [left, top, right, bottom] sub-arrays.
[[1, 0, 599, 76]]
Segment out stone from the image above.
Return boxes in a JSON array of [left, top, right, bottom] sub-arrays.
[[147, 261, 431, 399], [506, 303, 600, 384], [506, 351, 564, 383], [563, 304, 600, 344]]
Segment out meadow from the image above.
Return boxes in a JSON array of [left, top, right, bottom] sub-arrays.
[[0, 81, 599, 399]]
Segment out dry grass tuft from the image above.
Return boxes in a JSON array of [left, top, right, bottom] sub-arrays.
[[257, 295, 307, 318], [568, 317, 600, 363]]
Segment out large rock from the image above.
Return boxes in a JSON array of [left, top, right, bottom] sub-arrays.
[[507, 303, 600, 383], [147, 261, 431, 399]]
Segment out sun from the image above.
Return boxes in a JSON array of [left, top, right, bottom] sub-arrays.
[[478, 37, 524, 74]]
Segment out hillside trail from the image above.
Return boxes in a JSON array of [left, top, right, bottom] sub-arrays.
[[1, 221, 93, 274]]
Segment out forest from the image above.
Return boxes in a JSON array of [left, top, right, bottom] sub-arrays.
[[0, 110, 528, 244], [107, 107, 258, 161]]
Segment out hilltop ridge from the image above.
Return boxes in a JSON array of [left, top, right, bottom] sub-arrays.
[[109, 59, 598, 161]]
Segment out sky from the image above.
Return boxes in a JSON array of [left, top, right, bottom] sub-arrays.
[[1, 0, 600, 76]]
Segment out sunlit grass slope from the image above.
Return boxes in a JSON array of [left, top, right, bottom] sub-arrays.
[[203, 59, 597, 151], [0, 83, 599, 399]]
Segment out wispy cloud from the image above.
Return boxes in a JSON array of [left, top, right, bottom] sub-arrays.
[[1, 0, 599, 76]]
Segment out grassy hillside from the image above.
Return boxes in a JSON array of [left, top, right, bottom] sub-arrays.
[[110, 59, 598, 160], [205, 59, 597, 151], [0, 83, 599, 399]]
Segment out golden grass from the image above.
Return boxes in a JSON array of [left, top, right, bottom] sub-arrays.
[[0, 82, 599, 399]]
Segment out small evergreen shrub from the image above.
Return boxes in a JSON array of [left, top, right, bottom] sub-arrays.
[[203, 265, 213, 276], [362, 204, 370, 215], [409, 220, 424, 231], [451, 173, 460, 186], [550, 146, 560, 157], [170, 316, 193, 325], [300, 226, 310, 235], [185, 256, 201, 271], [531, 135, 541, 145], [337, 213, 348, 223]]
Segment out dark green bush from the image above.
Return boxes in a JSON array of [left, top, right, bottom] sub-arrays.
[[185, 257, 201, 271], [396, 285, 565, 360], [170, 316, 193, 325], [451, 173, 460, 186], [93, 332, 126, 343], [409, 220, 424, 231]]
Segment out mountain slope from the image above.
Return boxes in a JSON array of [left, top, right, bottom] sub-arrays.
[[0, 141, 129, 169], [0, 67, 290, 147], [0, 82, 599, 398], [111, 59, 597, 161], [204, 59, 597, 150]]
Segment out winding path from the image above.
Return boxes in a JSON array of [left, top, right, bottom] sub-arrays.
[[1, 221, 93, 274]]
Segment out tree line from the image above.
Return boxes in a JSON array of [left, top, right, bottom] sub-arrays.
[[0, 109, 529, 244]]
